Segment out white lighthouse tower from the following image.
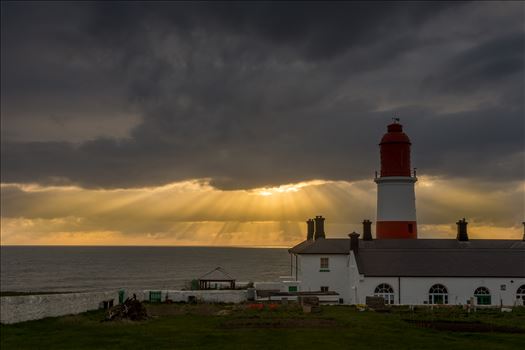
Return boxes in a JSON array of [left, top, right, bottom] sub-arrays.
[[374, 120, 417, 239]]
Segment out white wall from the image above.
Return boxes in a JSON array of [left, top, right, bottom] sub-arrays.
[[297, 252, 525, 306], [296, 254, 350, 303], [0, 291, 118, 324], [376, 177, 417, 221], [127, 290, 247, 304], [356, 277, 525, 306]]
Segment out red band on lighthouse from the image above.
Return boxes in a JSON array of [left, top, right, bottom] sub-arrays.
[[375, 121, 418, 239], [376, 221, 417, 239]]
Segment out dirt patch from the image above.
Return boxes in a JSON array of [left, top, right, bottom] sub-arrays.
[[404, 319, 525, 333], [145, 304, 186, 316], [145, 303, 225, 316], [221, 318, 339, 329], [60, 314, 87, 323], [216, 309, 232, 316]]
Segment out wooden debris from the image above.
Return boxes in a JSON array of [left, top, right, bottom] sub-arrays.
[[105, 297, 149, 321]]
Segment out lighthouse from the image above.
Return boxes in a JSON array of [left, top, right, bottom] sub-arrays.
[[375, 120, 417, 239]]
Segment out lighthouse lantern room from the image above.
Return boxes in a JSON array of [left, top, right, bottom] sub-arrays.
[[375, 119, 418, 239]]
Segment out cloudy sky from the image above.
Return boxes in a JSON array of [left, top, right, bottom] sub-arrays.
[[1, 2, 524, 245]]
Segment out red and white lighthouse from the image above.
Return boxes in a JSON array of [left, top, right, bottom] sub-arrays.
[[375, 120, 417, 239]]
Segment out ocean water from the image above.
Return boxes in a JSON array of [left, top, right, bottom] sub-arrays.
[[0, 246, 291, 292]]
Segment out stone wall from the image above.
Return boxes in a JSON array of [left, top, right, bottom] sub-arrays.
[[0, 291, 118, 324], [1, 289, 249, 324]]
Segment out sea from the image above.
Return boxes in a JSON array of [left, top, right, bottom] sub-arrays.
[[0, 246, 291, 293]]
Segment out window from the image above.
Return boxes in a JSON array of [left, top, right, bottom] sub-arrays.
[[374, 283, 395, 304], [517, 285, 525, 306], [474, 287, 491, 305], [288, 286, 298, 292], [320, 257, 329, 271], [320, 286, 329, 292], [428, 284, 448, 305]]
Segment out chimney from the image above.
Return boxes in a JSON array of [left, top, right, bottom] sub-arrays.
[[362, 220, 373, 241], [349, 232, 360, 254], [314, 216, 326, 240], [306, 219, 315, 240], [456, 218, 469, 241]]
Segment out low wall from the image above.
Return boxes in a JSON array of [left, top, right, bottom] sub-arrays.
[[127, 289, 248, 303], [0, 291, 118, 324], [1, 289, 248, 324], [255, 282, 282, 290]]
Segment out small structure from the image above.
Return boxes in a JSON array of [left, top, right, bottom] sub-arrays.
[[198, 267, 236, 290]]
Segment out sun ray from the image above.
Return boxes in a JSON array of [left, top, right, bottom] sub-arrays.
[[1, 177, 524, 245]]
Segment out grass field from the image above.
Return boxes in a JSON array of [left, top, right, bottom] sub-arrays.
[[1, 304, 524, 349]]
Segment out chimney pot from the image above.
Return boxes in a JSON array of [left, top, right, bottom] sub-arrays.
[[362, 220, 373, 241], [456, 218, 469, 241], [349, 232, 360, 254], [314, 216, 326, 240], [306, 219, 315, 240]]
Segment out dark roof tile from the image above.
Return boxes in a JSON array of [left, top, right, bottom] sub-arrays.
[[289, 239, 525, 277]]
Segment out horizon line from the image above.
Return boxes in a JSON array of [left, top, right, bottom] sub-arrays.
[[0, 244, 291, 249]]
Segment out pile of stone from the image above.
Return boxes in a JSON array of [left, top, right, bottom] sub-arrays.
[[365, 296, 389, 312], [299, 296, 321, 313], [105, 297, 149, 321]]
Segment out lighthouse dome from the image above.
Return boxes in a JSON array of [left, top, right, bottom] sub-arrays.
[[379, 121, 412, 177], [380, 122, 411, 144]]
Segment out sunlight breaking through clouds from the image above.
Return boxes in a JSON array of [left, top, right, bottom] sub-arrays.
[[1, 3, 523, 248], [252, 180, 329, 197], [1, 176, 523, 245]]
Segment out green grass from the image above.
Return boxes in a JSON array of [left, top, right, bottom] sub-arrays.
[[1, 305, 524, 350]]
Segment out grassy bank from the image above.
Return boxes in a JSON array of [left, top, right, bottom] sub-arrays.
[[1, 304, 524, 349]]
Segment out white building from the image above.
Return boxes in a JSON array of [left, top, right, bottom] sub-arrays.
[[289, 232, 525, 306], [288, 121, 525, 306]]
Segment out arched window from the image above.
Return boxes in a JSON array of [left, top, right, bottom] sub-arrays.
[[474, 287, 491, 305], [428, 284, 448, 304], [517, 285, 525, 306], [374, 283, 395, 304]]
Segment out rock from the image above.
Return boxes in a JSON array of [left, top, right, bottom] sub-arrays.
[[366, 296, 388, 311]]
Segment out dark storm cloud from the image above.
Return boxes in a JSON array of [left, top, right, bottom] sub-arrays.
[[79, 2, 457, 59], [422, 31, 524, 94], [1, 2, 524, 190]]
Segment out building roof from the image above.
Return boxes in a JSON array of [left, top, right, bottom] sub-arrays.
[[198, 267, 235, 281], [289, 239, 525, 278]]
